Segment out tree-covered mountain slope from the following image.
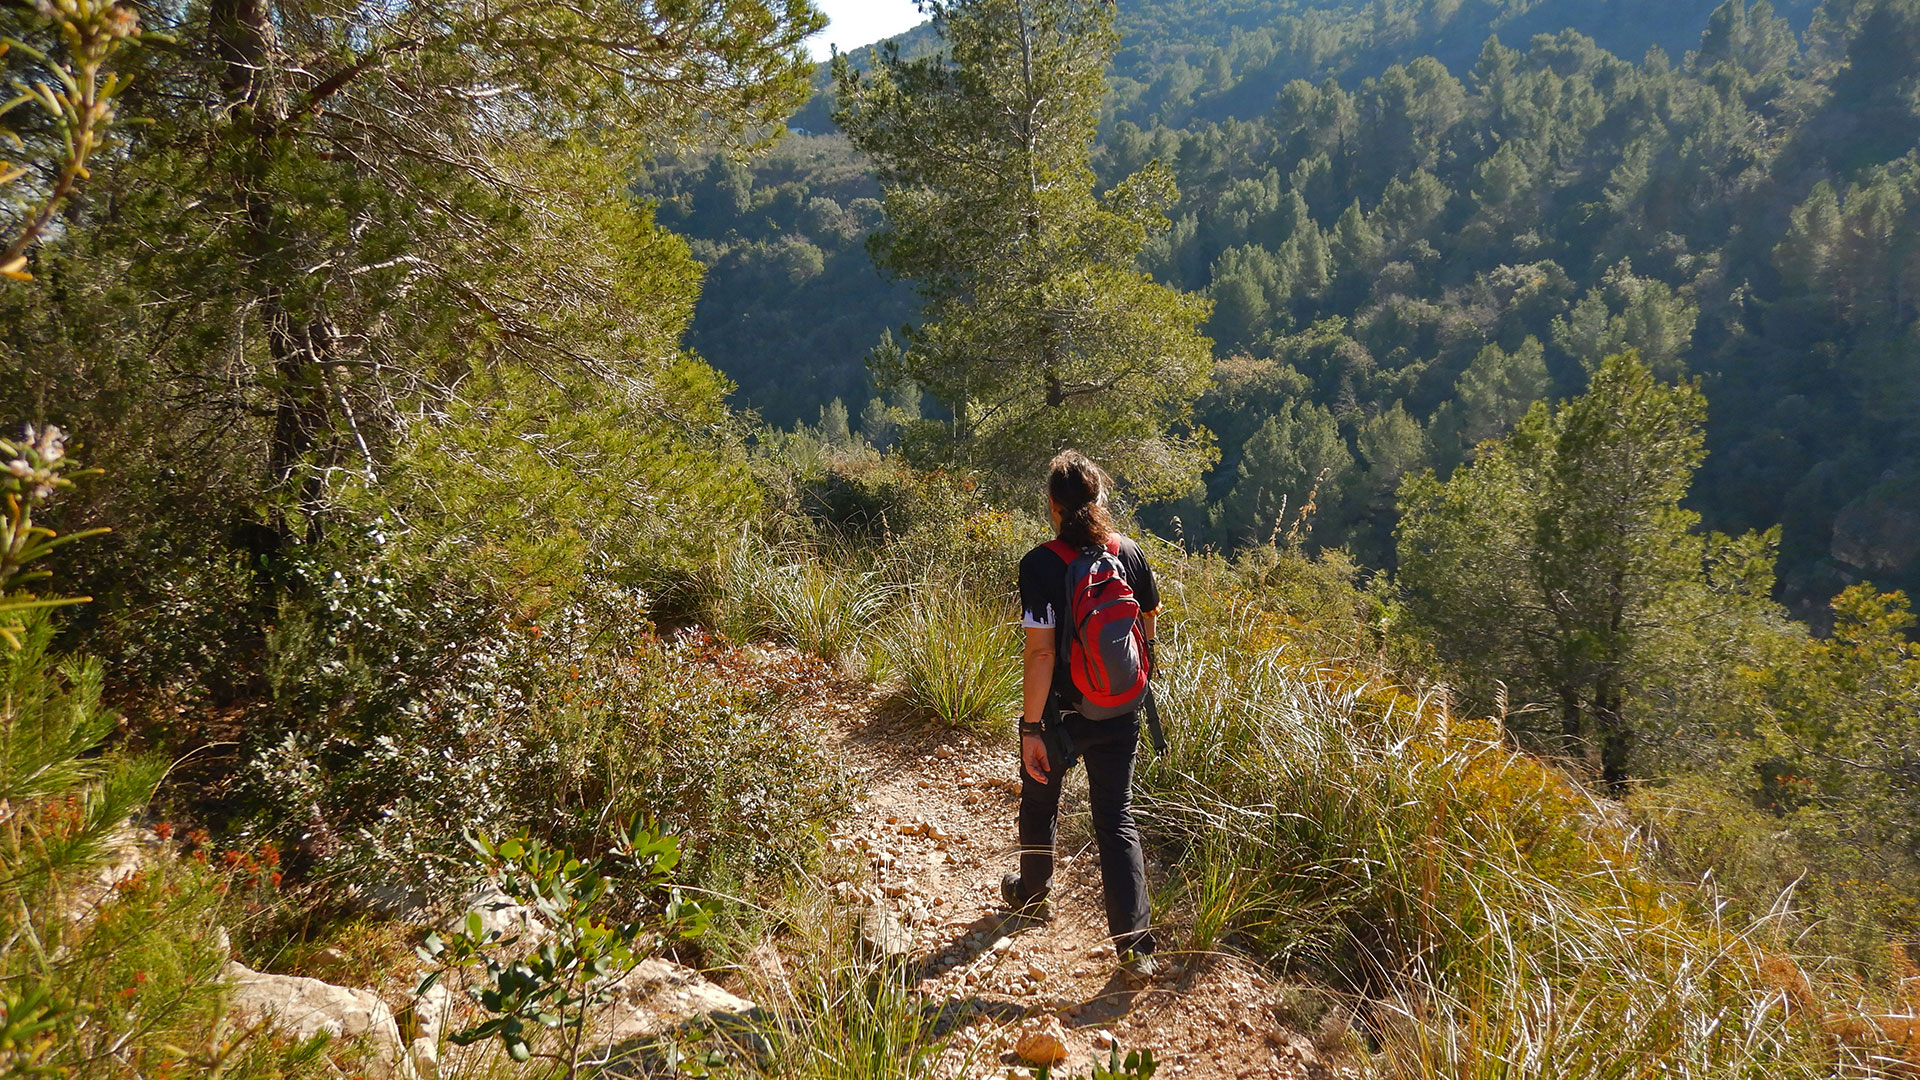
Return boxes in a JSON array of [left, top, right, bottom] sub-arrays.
[[660, 0, 1920, 610], [792, 0, 1825, 132]]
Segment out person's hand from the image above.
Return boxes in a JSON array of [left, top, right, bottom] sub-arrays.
[[1021, 732, 1050, 785]]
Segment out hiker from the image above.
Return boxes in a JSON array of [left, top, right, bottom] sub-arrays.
[[1003, 449, 1162, 979]]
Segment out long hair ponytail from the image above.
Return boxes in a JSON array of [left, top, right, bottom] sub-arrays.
[[1048, 450, 1115, 552]]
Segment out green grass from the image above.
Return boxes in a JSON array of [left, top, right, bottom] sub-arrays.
[[767, 560, 896, 666], [883, 588, 1021, 729], [709, 893, 965, 1080], [1136, 589, 1877, 1078]]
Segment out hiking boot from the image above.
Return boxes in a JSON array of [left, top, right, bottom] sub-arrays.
[[1118, 950, 1163, 984], [1000, 873, 1052, 921]]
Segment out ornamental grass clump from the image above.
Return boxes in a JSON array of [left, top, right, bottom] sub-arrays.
[[884, 588, 1020, 730], [766, 558, 896, 666]]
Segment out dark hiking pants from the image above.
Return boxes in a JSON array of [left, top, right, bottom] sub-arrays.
[[1016, 711, 1154, 957]]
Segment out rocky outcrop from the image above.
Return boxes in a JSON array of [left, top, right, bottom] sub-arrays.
[[224, 960, 411, 1075], [581, 958, 768, 1077]]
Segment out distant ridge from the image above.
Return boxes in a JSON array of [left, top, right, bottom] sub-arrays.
[[789, 0, 1823, 132]]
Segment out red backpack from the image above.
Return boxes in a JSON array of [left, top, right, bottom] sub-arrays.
[[1045, 539, 1150, 721]]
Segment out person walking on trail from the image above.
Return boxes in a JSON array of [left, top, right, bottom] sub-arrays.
[[1003, 449, 1163, 980]]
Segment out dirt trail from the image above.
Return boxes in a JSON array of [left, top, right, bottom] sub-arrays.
[[732, 643, 1341, 1080]]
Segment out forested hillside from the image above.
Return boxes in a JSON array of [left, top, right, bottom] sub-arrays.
[[668, 0, 1919, 609]]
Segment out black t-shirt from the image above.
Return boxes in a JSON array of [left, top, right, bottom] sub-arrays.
[[1018, 535, 1160, 712]]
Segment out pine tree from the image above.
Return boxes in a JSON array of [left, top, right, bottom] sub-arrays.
[[1399, 352, 1729, 788], [1218, 400, 1352, 547], [1552, 263, 1699, 378], [1455, 337, 1551, 448], [833, 0, 1215, 498]]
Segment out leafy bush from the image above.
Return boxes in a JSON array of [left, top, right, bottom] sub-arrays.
[[239, 565, 849, 901], [420, 823, 715, 1071]]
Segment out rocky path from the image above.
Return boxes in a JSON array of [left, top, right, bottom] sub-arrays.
[[732, 644, 1342, 1080]]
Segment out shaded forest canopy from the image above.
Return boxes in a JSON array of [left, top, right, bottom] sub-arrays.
[[660, 0, 1920, 612]]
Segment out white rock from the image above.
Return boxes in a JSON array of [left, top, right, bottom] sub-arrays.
[[858, 906, 914, 959], [408, 1037, 438, 1076], [404, 980, 453, 1062], [65, 824, 151, 921], [594, 958, 757, 1042], [452, 881, 549, 946], [743, 940, 789, 988], [224, 960, 409, 1075]]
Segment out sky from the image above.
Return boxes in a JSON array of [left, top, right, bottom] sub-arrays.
[[805, 0, 927, 60]]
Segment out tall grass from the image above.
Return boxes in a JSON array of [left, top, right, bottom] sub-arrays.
[[702, 539, 1023, 729], [711, 889, 970, 1080], [1138, 597, 1881, 1078], [703, 538, 894, 667], [767, 561, 895, 665], [883, 588, 1021, 729]]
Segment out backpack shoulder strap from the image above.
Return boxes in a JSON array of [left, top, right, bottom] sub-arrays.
[[1044, 539, 1080, 564], [1143, 685, 1169, 755]]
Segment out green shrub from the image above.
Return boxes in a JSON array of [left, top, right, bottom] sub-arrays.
[[0, 609, 341, 1080], [240, 573, 848, 901], [884, 589, 1020, 729], [420, 823, 715, 1071], [360, 363, 761, 617]]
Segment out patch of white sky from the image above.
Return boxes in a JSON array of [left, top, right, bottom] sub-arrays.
[[804, 0, 927, 61]]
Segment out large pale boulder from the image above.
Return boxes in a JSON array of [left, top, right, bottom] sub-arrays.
[[224, 961, 410, 1075], [584, 959, 767, 1077]]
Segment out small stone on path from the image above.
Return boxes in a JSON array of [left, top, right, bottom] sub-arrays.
[[1015, 1017, 1070, 1066], [857, 906, 913, 960]]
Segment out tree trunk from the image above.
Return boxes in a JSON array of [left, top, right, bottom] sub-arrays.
[[210, 0, 275, 111], [211, 0, 329, 541], [266, 320, 332, 544], [1558, 687, 1584, 760], [1595, 685, 1632, 793]]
